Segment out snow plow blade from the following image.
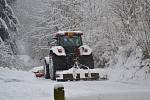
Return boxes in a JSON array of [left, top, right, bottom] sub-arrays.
[[56, 68, 107, 82]]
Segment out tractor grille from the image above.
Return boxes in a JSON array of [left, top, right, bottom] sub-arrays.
[[65, 53, 76, 69], [63, 46, 80, 69], [64, 46, 77, 54]]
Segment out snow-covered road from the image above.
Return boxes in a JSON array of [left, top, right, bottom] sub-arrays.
[[0, 67, 150, 100]]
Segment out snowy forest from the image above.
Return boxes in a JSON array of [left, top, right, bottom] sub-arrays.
[[1, 0, 150, 100], [1, 0, 150, 80]]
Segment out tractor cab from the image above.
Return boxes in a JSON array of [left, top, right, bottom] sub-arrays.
[[53, 31, 83, 56], [44, 31, 94, 80]]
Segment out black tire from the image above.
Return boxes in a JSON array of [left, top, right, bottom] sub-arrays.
[[44, 60, 50, 79], [51, 54, 65, 80], [79, 54, 94, 69]]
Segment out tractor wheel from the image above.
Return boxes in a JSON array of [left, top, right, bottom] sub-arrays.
[[51, 54, 65, 80], [44, 60, 50, 79], [79, 54, 94, 69]]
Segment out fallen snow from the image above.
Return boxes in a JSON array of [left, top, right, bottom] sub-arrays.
[[30, 66, 44, 72], [0, 18, 8, 29], [44, 57, 49, 64], [54, 83, 64, 89], [1, 67, 150, 100]]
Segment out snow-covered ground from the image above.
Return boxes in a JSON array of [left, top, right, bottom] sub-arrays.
[[1, 67, 150, 100]]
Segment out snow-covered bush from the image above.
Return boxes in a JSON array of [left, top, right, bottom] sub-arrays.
[[93, 39, 116, 68], [0, 0, 26, 69], [111, 0, 150, 59], [0, 0, 19, 54], [0, 36, 25, 70], [6, 0, 16, 4], [107, 43, 150, 81], [143, 59, 150, 73]]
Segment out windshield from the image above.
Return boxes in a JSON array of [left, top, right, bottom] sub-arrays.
[[59, 36, 82, 46]]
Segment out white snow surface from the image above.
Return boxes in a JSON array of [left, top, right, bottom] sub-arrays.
[[55, 31, 83, 35], [54, 83, 64, 89], [1, 67, 150, 100], [30, 66, 44, 72], [0, 18, 8, 29], [44, 57, 49, 64]]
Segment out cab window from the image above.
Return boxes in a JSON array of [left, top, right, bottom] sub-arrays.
[[59, 36, 82, 46]]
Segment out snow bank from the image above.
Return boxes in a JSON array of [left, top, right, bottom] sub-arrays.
[[107, 45, 150, 82], [30, 66, 44, 72], [0, 67, 36, 82]]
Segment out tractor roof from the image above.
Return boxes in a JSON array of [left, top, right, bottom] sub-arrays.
[[53, 31, 83, 37]]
